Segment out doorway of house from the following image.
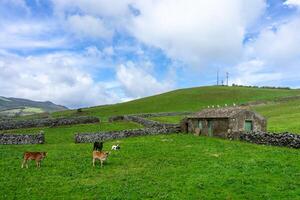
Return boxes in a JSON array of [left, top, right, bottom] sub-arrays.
[[244, 120, 253, 132], [208, 120, 213, 136]]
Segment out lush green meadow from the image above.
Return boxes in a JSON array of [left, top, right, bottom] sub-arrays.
[[1, 86, 300, 199], [1, 125, 299, 199], [253, 99, 300, 133]]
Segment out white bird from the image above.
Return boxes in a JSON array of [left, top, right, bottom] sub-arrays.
[[207, 106, 210, 108], [225, 104, 228, 107], [212, 105, 215, 108], [217, 105, 220, 108], [233, 103, 236, 106]]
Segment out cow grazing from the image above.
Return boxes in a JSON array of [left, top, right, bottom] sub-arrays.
[[21, 152, 47, 168], [93, 142, 103, 151], [111, 144, 120, 150], [92, 151, 110, 167]]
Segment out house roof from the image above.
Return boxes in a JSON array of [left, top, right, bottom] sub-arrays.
[[188, 107, 249, 119]]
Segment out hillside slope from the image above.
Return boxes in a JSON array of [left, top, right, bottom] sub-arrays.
[[53, 86, 300, 120], [0, 96, 68, 116]]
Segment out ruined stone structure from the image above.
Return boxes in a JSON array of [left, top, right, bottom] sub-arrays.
[[180, 107, 267, 138]]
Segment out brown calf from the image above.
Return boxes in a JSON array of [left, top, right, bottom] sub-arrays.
[[21, 152, 47, 168], [92, 151, 110, 167]]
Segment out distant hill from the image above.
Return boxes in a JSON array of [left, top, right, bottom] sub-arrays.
[[0, 96, 68, 117], [52, 86, 300, 120]]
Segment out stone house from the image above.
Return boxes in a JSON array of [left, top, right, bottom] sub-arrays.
[[180, 107, 267, 138]]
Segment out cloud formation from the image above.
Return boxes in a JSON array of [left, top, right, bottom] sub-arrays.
[[116, 62, 174, 98], [130, 0, 266, 67], [0, 49, 120, 108], [67, 15, 113, 39], [0, 0, 300, 108]]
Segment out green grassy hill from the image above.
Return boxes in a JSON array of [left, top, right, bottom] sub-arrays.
[[52, 86, 300, 120], [51, 86, 300, 133], [1, 86, 300, 199]]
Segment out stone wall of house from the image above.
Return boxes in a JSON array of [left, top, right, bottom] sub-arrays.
[[75, 125, 180, 143], [0, 132, 45, 145], [0, 116, 100, 130], [226, 131, 300, 149]]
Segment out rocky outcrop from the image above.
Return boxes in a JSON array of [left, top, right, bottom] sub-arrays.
[[0, 116, 100, 130], [0, 132, 45, 145]]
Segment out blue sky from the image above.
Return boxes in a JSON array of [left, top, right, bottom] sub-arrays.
[[0, 0, 300, 108]]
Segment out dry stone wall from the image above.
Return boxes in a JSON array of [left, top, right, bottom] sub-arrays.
[[109, 114, 182, 128], [75, 113, 181, 143], [239, 131, 300, 149], [0, 132, 45, 145], [78, 113, 300, 149], [130, 112, 195, 118], [0, 116, 99, 130], [108, 112, 194, 122], [123, 115, 177, 128], [75, 125, 180, 143]]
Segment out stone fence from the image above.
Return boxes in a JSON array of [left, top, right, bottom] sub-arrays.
[[108, 114, 184, 129], [73, 113, 181, 144], [124, 115, 178, 128], [0, 116, 100, 130], [239, 131, 300, 149], [108, 111, 194, 122], [75, 125, 180, 143], [0, 132, 45, 145], [129, 111, 195, 118]]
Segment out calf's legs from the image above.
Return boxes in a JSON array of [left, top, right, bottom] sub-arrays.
[[21, 159, 26, 168]]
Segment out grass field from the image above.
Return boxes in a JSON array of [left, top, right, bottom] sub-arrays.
[[1, 126, 299, 199], [1, 86, 300, 199], [253, 98, 300, 133], [0, 106, 44, 117]]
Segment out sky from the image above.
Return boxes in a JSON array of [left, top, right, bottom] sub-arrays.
[[0, 0, 300, 108]]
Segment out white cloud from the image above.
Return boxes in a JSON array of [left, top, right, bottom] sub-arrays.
[[0, 21, 67, 50], [284, 0, 300, 7], [250, 18, 300, 66], [231, 59, 282, 85], [233, 17, 300, 86], [116, 62, 174, 98], [52, 0, 132, 18], [0, 50, 121, 108], [129, 0, 266, 67], [67, 15, 113, 39]]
